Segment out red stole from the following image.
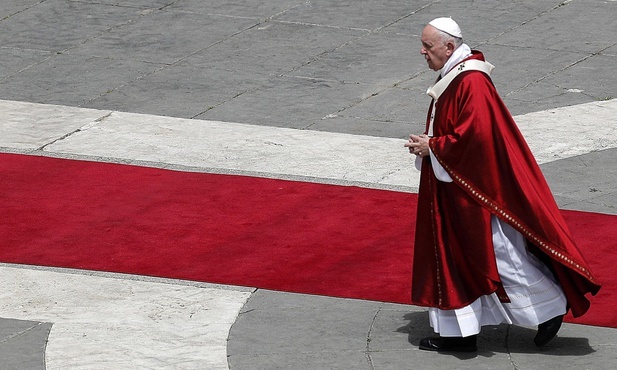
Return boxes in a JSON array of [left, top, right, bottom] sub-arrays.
[[411, 52, 600, 317]]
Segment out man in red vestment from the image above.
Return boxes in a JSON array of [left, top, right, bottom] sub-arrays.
[[405, 17, 600, 352]]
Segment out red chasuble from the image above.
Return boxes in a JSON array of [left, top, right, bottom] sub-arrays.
[[411, 51, 601, 317]]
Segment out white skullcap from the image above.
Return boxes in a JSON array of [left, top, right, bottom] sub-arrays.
[[428, 17, 462, 38]]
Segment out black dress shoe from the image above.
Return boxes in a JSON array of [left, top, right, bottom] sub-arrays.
[[419, 335, 477, 352], [534, 314, 564, 347]]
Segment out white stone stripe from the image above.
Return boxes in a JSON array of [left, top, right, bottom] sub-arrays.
[[2, 99, 617, 193], [515, 101, 617, 163], [0, 265, 251, 369], [1, 100, 418, 190]]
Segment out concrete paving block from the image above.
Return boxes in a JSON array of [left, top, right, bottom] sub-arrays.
[[228, 291, 384, 354], [542, 148, 617, 205], [507, 323, 597, 354], [0, 318, 48, 343], [395, 68, 440, 91], [602, 43, 617, 56], [477, 324, 511, 352], [513, 354, 613, 370], [462, 0, 565, 44], [565, 200, 617, 215], [371, 350, 512, 370], [327, 85, 430, 134], [0, 0, 44, 19], [76, 0, 176, 8], [308, 115, 420, 139], [490, 0, 617, 54], [540, 54, 617, 102], [83, 64, 271, 119], [504, 82, 594, 117], [370, 349, 515, 370], [184, 20, 367, 77], [476, 44, 587, 93], [551, 175, 611, 204], [0, 319, 51, 370], [392, 346, 514, 370], [0, 53, 160, 107], [0, 0, 140, 52], [557, 321, 617, 347], [506, 324, 609, 370], [367, 305, 429, 351], [584, 192, 617, 213], [286, 31, 424, 87], [0, 48, 52, 80], [197, 75, 377, 129], [229, 351, 372, 370], [382, 0, 559, 44], [275, 0, 435, 31], [67, 10, 260, 65], [167, 0, 300, 19], [558, 192, 617, 215]]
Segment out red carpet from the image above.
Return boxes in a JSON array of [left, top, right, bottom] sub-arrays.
[[1, 153, 614, 328]]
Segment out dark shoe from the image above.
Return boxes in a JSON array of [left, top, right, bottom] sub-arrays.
[[534, 315, 564, 347], [419, 335, 477, 352]]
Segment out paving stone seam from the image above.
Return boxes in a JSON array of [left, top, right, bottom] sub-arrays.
[[374, 0, 440, 33], [302, 69, 431, 129], [503, 42, 617, 99], [0, 322, 47, 345], [1, 0, 45, 20], [365, 306, 382, 369], [483, 0, 575, 45], [66, 12, 267, 108], [0, 51, 53, 82]]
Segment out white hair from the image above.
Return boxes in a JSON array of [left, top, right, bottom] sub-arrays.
[[435, 29, 463, 48]]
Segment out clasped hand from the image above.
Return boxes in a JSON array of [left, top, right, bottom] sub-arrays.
[[405, 134, 430, 157]]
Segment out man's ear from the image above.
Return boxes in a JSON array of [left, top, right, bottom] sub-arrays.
[[445, 41, 456, 56]]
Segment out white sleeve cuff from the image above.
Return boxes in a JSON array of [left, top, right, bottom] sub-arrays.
[[429, 149, 453, 183]]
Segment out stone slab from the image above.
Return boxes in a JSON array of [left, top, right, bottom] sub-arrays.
[[36, 107, 418, 190], [0, 53, 160, 107], [0, 100, 110, 150], [490, 0, 617, 55], [66, 10, 260, 65], [0, 265, 251, 369], [0, 0, 139, 52]]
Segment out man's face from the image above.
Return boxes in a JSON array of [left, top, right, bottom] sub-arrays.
[[420, 25, 452, 71]]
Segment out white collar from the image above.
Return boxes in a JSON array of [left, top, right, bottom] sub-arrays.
[[440, 43, 472, 78]]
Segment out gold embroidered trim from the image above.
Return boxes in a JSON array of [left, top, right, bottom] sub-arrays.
[[432, 151, 597, 284]]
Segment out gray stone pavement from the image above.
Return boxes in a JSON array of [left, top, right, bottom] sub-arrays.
[[1, 0, 617, 369]]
